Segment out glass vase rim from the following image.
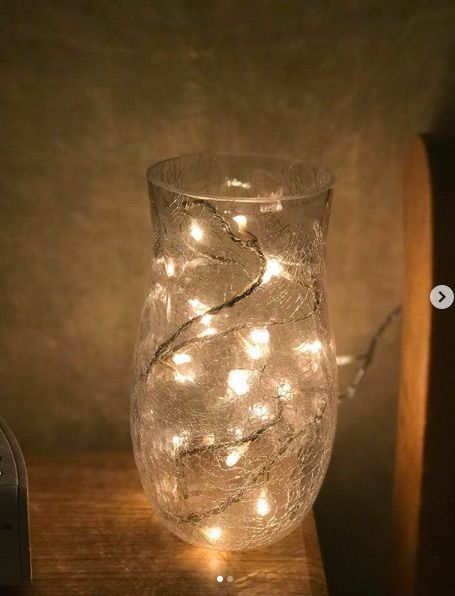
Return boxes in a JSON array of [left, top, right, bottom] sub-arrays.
[[147, 152, 335, 203]]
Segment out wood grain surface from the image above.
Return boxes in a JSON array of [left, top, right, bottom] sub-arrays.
[[5, 452, 327, 596]]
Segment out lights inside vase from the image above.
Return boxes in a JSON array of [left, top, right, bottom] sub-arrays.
[[225, 443, 250, 467], [150, 282, 166, 300], [278, 379, 292, 399], [174, 371, 194, 384], [172, 352, 192, 365], [172, 435, 184, 448], [295, 339, 322, 354], [205, 526, 223, 542], [227, 178, 251, 189], [256, 489, 271, 517], [244, 327, 270, 360], [263, 259, 283, 283], [188, 299, 217, 335], [250, 402, 270, 420], [260, 200, 282, 213], [233, 214, 247, 228], [225, 451, 241, 467], [189, 298, 208, 314], [246, 344, 262, 360], [250, 328, 270, 344], [190, 222, 204, 242], [165, 258, 175, 277], [199, 327, 217, 337], [228, 369, 252, 396], [172, 352, 194, 383], [133, 154, 337, 551]]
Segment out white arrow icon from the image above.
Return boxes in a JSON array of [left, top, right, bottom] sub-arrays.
[[430, 285, 454, 309]]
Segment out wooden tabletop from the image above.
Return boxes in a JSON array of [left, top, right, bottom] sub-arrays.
[[6, 452, 327, 596]]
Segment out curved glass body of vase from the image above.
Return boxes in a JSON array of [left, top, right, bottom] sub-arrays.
[[131, 154, 337, 551]]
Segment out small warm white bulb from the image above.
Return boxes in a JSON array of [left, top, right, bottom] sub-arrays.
[[189, 298, 208, 314], [225, 450, 241, 467], [256, 491, 270, 517], [250, 328, 270, 344], [263, 259, 282, 283], [278, 380, 292, 398], [165, 259, 175, 277], [205, 526, 222, 541], [172, 435, 183, 447], [228, 369, 252, 396], [174, 371, 194, 383], [225, 443, 249, 467], [233, 214, 247, 228], [200, 313, 212, 326], [246, 344, 262, 360], [250, 403, 269, 420], [190, 222, 204, 242], [172, 352, 192, 365], [199, 327, 217, 337], [245, 327, 270, 359], [227, 178, 251, 189], [296, 339, 322, 354]]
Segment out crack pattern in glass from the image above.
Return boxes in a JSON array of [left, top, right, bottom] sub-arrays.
[[131, 154, 338, 551]]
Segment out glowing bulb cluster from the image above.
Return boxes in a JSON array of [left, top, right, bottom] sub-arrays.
[[227, 178, 251, 189]]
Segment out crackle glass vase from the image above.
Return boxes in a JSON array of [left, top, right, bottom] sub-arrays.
[[131, 154, 337, 551]]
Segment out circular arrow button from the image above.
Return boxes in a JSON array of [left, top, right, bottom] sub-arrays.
[[430, 285, 454, 309]]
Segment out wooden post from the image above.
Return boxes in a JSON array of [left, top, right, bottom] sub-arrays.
[[393, 135, 455, 595]]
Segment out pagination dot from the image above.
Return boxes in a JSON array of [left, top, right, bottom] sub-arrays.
[[216, 575, 224, 582]]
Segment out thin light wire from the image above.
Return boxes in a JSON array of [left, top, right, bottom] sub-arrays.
[[337, 305, 402, 401]]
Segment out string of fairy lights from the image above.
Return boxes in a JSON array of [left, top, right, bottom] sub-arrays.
[[138, 197, 400, 546]]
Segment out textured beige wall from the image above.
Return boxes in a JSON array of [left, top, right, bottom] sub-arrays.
[[1, 2, 454, 593]]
